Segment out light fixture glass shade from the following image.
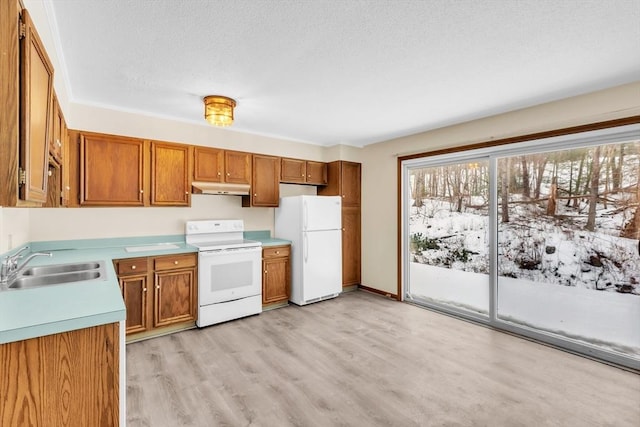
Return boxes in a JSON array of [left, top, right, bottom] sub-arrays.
[[204, 95, 236, 127]]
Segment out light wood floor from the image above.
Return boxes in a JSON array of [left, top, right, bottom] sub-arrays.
[[126, 290, 640, 426]]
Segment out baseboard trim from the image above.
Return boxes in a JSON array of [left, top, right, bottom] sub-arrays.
[[358, 284, 398, 300]]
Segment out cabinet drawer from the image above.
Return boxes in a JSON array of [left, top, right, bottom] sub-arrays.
[[154, 253, 197, 271], [117, 258, 148, 275], [263, 245, 290, 259]]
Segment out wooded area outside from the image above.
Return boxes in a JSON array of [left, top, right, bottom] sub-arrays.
[[408, 141, 639, 294], [406, 138, 640, 361]]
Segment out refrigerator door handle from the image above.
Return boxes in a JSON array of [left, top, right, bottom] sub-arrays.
[[304, 233, 308, 263], [303, 200, 308, 231]]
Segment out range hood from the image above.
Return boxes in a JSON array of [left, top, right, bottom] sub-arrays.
[[191, 182, 250, 195]]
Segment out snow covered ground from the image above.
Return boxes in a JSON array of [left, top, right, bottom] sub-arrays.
[[410, 263, 640, 357]]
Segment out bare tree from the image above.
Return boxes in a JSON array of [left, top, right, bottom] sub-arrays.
[[572, 149, 587, 208], [500, 158, 510, 223], [547, 177, 557, 216], [611, 144, 623, 191], [521, 156, 530, 198], [586, 146, 601, 231], [533, 154, 548, 200], [412, 170, 425, 208], [621, 151, 640, 239]]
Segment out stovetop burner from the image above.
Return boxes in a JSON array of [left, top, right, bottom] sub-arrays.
[[185, 219, 261, 251]]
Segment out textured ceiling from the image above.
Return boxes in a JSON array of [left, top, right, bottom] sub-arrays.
[[45, 0, 640, 147]]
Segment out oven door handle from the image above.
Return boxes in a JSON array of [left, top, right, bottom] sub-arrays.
[[198, 247, 261, 256]]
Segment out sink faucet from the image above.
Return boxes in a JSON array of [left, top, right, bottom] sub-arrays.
[[0, 247, 52, 285]]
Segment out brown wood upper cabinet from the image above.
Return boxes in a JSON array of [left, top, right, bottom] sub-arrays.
[[19, 9, 54, 204], [280, 158, 327, 185], [193, 146, 251, 184], [44, 94, 68, 208], [80, 133, 146, 206], [49, 93, 64, 164], [243, 154, 280, 207], [319, 161, 361, 206], [151, 141, 191, 206]]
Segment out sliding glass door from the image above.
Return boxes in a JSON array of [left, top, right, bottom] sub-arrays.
[[496, 142, 640, 359], [406, 159, 490, 319], [401, 124, 640, 369]]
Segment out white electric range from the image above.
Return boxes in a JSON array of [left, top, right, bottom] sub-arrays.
[[185, 219, 262, 327]]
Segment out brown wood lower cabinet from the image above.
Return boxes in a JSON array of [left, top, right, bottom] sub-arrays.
[[262, 245, 290, 307], [0, 323, 119, 426], [342, 206, 361, 286], [115, 253, 197, 340]]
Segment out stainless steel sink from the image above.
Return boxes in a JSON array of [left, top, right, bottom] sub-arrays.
[[10, 270, 102, 289], [22, 262, 101, 276], [4, 260, 107, 290]]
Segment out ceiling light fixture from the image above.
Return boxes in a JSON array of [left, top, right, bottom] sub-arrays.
[[203, 95, 236, 127]]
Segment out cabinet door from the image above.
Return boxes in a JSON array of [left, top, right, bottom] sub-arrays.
[[120, 275, 149, 335], [19, 9, 54, 204], [151, 141, 190, 206], [45, 162, 60, 207], [224, 150, 251, 184], [262, 249, 290, 305], [280, 158, 306, 183], [60, 114, 70, 206], [341, 162, 361, 207], [193, 146, 224, 182], [342, 206, 361, 286], [305, 161, 327, 185], [50, 94, 63, 163], [0, 323, 119, 427], [80, 134, 145, 205], [154, 268, 196, 327], [250, 154, 280, 207]]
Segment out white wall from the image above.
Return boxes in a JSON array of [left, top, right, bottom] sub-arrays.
[[25, 184, 316, 243], [0, 207, 31, 252], [360, 81, 640, 295]]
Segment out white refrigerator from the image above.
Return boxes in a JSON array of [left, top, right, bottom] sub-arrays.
[[275, 195, 342, 305]]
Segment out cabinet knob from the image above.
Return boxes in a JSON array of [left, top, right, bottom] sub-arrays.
[[140, 190, 144, 194], [264, 270, 268, 274], [275, 250, 280, 255], [217, 172, 221, 176], [174, 260, 179, 265], [156, 285, 160, 289], [342, 228, 346, 232], [185, 191, 188, 195], [143, 288, 147, 292], [254, 193, 257, 197], [308, 174, 311, 178], [302, 174, 305, 177], [131, 265, 136, 270], [227, 173, 230, 176], [342, 195, 345, 198]]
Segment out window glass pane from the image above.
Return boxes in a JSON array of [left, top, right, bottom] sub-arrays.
[[497, 141, 640, 359], [407, 160, 490, 316]]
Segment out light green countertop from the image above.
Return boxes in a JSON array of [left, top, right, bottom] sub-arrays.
[[244, 230, 291, 247], [0, 232, 289, 344], [0, 235, 196, 345]]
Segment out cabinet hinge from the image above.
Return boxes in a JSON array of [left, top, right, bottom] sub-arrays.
[[18, 167, 26, 186], [18, 19, 26, 40]]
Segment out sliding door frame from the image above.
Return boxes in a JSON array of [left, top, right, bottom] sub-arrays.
[[398, 116, 640, 370]]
